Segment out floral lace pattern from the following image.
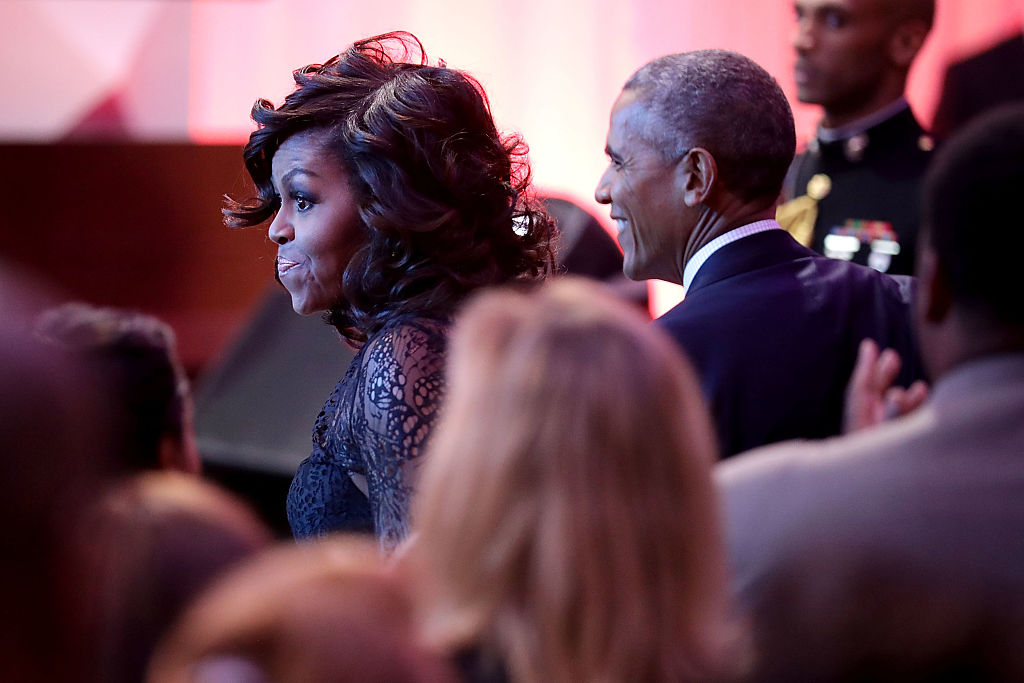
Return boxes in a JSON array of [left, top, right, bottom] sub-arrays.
[[286, 316, 448, 550]]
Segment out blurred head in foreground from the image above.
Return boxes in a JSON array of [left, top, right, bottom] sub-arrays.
[[149, 537, 456, 683], [916, 103, 1024, 378], [34, 303, 200, 474], [410, 277, 743, 681], [0, 265, 111, 682], [80, 471, 271, 683]]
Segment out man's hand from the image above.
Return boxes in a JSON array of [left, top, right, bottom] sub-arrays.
[[844, 338, 929, 433]]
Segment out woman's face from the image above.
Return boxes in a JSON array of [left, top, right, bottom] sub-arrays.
[[268, 131, 363, 315]]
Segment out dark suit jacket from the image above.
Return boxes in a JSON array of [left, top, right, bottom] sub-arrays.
[[657, 229, 922, 458]]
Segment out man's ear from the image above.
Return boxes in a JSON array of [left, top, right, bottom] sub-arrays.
[[678, 147, 717, 207], [918, 245, 952, 323], [887, 20, 928, 69]]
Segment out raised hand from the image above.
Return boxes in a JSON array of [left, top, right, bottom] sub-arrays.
[[843, 338, 929, 433]]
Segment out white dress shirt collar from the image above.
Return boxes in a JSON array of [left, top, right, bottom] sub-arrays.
[[682, 219, 783, 295]]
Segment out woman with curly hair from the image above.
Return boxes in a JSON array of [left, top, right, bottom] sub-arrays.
[[224, 31, 554, 549]]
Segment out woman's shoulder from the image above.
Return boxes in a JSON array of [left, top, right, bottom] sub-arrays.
[[350, 315, 449, 448], [348, 316, 450, 402], [376, 313, 451, 338], [362, 315, 450, 365]]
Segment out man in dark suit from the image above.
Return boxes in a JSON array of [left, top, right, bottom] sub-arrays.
[[717, 103, 1024, 679], [594, 49, 922, 458], [778, 0, 936, 276]]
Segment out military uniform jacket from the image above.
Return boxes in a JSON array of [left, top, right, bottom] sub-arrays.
[[782, 106, 933, 276]]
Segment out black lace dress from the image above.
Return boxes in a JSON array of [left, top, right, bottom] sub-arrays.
[[286, 316, 448, 550]]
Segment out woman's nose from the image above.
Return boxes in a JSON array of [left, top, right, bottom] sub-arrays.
[[268, 212, 293, 245]]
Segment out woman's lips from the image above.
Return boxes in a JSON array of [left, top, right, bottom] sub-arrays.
[[276, 256, 301, 277]]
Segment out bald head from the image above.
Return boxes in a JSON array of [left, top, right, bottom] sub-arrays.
[[622, 49, 796, 203]]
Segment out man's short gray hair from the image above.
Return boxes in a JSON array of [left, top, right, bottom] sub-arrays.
[[624, 49, 796, 203]]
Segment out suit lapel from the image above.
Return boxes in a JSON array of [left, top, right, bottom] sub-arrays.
[[687, 230, 816, 295]]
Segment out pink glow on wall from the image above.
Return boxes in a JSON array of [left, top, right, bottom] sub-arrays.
[[3, 0, 1022, 314]]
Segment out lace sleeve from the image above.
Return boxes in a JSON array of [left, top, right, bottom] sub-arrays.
[[286, 442, 373, 538], [356, 320, 447, 550]]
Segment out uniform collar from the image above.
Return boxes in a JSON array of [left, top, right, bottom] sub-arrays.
[[817, 97, 910, 143]]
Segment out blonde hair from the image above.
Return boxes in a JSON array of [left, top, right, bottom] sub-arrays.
[[410, 277, 742, 682]]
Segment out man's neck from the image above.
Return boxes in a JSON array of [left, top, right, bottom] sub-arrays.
[[819, 77, 909, 129], [924, 309, 1024, 380], [819, 96, 909, 141], [682, 203, 777, 268]]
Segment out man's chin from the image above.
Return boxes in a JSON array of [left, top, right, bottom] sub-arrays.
[[794, 86, 819, 105]]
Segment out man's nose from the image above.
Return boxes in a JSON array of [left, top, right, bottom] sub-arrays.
[[793, 18, 815, 53], [595, 169, 612, 205]]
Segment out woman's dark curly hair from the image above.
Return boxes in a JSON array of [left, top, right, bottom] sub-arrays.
[[224, 31, 555, 344]]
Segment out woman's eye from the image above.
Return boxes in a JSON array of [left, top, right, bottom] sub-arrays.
[[295, 196, 313, 212]]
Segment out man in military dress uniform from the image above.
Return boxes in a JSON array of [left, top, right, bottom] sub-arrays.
[[778, 0, 935, 275]]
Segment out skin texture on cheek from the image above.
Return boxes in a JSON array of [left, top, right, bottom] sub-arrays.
[[620, 175, 650, 279]]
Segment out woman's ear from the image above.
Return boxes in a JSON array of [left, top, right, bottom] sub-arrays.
[[678, 148, 717, 208]]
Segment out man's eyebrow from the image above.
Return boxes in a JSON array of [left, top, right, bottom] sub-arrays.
[[811, 2, 847, 13]]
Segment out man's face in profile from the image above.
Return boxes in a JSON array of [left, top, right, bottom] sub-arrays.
[[595, 89, 688, 283], [792, 0, 894, 111]]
